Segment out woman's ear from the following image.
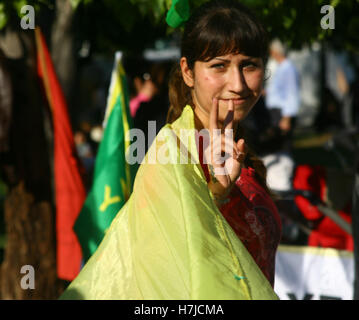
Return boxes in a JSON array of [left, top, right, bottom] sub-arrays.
[[180, 57, 194, 87]]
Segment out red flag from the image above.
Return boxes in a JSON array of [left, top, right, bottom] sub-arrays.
[[35, 28, 86, 280]]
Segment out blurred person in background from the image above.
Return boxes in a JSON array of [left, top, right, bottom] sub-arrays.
[[126, 57, 154, 118], [265, 38, 300, 152], [130, 73, 157, 117], [257, 39, 300, 195], [130, 61, 172, 157]]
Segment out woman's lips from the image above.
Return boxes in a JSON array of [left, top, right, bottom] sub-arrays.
[[222, 97, 249, 105]]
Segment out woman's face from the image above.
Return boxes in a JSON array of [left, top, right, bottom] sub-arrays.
[[181, 52, 264, 129]]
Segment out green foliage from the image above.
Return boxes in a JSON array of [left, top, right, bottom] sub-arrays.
[[0, 3, 8, 30], [163, 0, 359, 52], [0, 0, 52, 29], [13, 0, 28, 13], [70, 0, 82, 10], [0, 0, 358, 53], [239, 0, 359, 52], [70, 0, 93, 9], [130, 0, 169, 23]]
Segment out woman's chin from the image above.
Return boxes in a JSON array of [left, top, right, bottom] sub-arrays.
[[234, 108, 251, 121]]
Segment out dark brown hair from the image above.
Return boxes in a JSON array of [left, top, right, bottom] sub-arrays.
[[167, 0, 271, 194]]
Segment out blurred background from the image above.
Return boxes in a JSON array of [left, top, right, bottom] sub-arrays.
[[0, 0, 358, 299]]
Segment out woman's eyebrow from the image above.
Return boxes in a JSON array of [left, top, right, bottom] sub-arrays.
[[241, 58, 257, 63], [213, 57, 259, 63], [213, 57, 230, 63]]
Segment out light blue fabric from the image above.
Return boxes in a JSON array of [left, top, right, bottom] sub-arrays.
[[266, 59, 300, 117]]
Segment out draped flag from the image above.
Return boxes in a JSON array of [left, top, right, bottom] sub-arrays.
[[60, 106, 278, 300], [74, 52, 137, 262], [35, 28, 86, 281]]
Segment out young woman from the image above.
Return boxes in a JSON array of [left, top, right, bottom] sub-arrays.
[[167, 0, 282, 288], [60, 0, 281, 300]]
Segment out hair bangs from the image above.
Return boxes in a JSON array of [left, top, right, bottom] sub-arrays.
[[197, 10, 267, 62], [182, 3, 269, 68]]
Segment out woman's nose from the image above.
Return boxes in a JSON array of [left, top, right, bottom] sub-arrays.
[[228, 68, 247, 93]]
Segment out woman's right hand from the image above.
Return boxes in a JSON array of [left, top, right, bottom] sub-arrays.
[[206, 98, 247, 205]]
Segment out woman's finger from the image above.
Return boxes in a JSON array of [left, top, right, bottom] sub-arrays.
[[237, 139, 245, 152], [209, 98, 222, 165], [223, 99, 234, 132], [218, 135, 235, 156], [211, 135, 235, 162], [209, 97, 219, 132], [234, 139, 246, 161]]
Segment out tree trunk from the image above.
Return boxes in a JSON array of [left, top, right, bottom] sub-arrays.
[[0, 28, 64, 299], [0, 183, 62, 299], [51, 0, 76, 112]]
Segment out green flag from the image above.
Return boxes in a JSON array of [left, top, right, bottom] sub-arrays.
[[74, 52, 137, 262]]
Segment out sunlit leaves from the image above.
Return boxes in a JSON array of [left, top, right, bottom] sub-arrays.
[[0, 0, 357, 52], [0, 3, 7, 30]]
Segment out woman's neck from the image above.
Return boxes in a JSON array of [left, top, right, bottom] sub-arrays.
[[193, 110, 206, 131]]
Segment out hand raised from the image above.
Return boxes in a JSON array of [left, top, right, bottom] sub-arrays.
[[206, 98, 247, 202]]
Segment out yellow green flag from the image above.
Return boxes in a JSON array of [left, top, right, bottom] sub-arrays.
[[61, 106, 278, 300], [74, 52, 137, 262]]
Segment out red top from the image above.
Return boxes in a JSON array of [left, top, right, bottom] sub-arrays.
[[198, 137, 282, 287]]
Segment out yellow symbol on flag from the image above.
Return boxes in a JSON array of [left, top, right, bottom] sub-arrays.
[[99, 185, 122, 212]]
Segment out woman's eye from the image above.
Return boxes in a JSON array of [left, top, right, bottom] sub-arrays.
[[242, 62, 258, 70], [211, 63, 225, 69]]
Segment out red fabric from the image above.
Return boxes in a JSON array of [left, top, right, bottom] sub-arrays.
[[35, 28, 86, 280], [293, 164, 353, 251], [198, 136, 282, 287]]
